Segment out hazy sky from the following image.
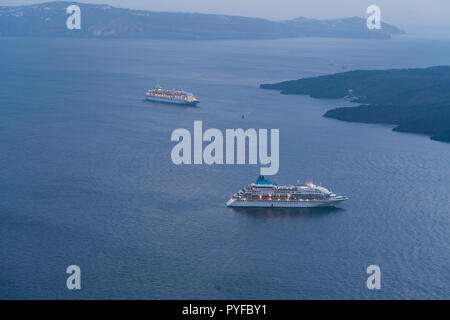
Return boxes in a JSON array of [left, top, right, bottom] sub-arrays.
[[4, 0, 450, 37]]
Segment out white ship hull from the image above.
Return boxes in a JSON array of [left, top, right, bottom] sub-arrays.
[[145, 96, 199, 106], [227, 176, 347, 209], [226, 197, 347, 208]]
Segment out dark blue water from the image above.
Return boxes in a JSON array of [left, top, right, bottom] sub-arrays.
[[0, 36, 449, 299]]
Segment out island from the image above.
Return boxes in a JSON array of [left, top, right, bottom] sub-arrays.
[[260, 66, 450, 142], [0, 2, 405, 40]]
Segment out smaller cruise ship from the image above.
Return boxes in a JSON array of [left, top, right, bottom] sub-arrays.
[[145, 85, 199, 106], [226, 176, 348, 208]]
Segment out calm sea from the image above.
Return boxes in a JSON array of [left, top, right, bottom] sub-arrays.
[[0, 36, 449, 299]]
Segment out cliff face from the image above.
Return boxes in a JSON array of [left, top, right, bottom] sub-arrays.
[[261, 66, 450, 143], [0, 2, 404, 40]]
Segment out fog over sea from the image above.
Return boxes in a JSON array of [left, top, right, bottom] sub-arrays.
[[0, 35, 449, 299]]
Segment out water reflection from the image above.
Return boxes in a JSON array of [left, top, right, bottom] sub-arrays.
[[229, 206, 344, 219]]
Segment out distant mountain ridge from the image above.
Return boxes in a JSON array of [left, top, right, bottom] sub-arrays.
[[0, 1, 405, 40], [260, 66, 450, 143]]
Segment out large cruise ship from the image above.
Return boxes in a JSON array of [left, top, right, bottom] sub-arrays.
[[226, 176, 348, 208], [145, 85, 199, 106]]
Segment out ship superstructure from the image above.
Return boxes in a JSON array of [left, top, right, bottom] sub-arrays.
[[145, 85, 199, 106], [226, 176, 347, 208]]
